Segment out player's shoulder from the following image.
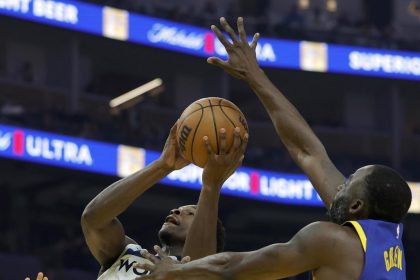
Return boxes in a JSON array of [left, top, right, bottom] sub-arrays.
[[297, 221, 360, 250], [303, 221, 357, 234], [292, 221, 363, 266]]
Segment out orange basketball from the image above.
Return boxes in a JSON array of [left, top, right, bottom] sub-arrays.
[[176, 97, 248, 168]]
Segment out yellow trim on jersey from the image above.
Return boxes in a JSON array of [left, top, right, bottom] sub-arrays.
[[347, 221, 367, 252], [313, 221, 367, 279]]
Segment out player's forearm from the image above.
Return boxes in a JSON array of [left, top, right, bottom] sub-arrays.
[[175, 251, 273, 280], [172, 252, 244, 280], [182, 185, 221, 259], [245, 71, 345, 205], [82, 160, 170, 228], [246, 70, 326, 160]]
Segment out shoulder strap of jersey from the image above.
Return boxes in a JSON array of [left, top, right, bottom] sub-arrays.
[[344, 221, 367, 252]]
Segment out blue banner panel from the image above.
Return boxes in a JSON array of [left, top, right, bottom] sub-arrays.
[[0, 124, 117, 175], [1, 123, 419, 213], [128, 14, 300, 69], [2, 0, 420, 81], [145, 150, 323, 207], [328, 44, 420, 81], [0, 0, 102, 35]]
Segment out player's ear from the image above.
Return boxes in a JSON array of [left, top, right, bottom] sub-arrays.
[[349, 199, 366, 216]]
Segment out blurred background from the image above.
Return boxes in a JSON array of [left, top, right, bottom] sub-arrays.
[[0, 0, 420, 279]]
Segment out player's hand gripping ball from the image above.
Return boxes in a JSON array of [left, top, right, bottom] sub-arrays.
[[177, 97, 248, 167]]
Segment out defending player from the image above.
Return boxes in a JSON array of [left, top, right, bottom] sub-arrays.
[[81, 122, 247, 279], [135, 18, 412, 280]]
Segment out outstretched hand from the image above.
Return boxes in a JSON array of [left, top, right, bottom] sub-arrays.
[[134, 245, 190, 280], [202, 127, 248, 189], [207, 17, 261, 81], [158, 121, 190, 172]]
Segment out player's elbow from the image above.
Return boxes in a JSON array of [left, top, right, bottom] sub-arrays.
[[80, 207, 91, 227], [293, 143, 328, 166], [81, 204, 99, 229]]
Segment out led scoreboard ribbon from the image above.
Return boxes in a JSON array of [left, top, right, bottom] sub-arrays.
[[0, 123, 322, 207], [1, 0, 420, 80], [1, 123, 420, 213], [0, 125, 420, 213]]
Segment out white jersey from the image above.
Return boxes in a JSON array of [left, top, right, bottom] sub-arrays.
[[97, 244, 178, 280]]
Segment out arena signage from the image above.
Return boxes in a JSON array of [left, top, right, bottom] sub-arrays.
[[146, 23, 204, 51], [129, 15, 294, 67], [1, 0, 420, 80], [1, 124, 419, 213], [145, 150, 323, 206], [0, 0, 102, 34], [328, 45, 420, 81], [0, 124, 117, 175]]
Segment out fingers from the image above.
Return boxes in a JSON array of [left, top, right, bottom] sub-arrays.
[[207, 57, 229, 68], [237, 17, 247, 44], [207, 57, 233, 73], [153, 245, 168, 258], [135, 262, 155, 271], [229, 129, 247, 167], [140, 249, 159, 264], [211, 25, 233, 50], [250, 33, 260, 50], [241, 133, 249, 155], [219, 17, 240, 45], [181, 256, 191, 264], [163, 121, 179, 149], [232, 127, 241, 150], [219, 128, 227, 155], [203, 136, 213, 156], [169, 120, 179, 136], [234, 154, 245, 169]]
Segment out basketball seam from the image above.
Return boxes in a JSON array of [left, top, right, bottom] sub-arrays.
[[190, 103, 204, 166], [219, 99, 245, 146], [208, 98, 220, 154], [178, 104, 239, 130], [218, 99, 237, 129]]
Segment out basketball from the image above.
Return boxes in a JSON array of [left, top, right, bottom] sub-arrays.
[[176, 97, 248, 168]]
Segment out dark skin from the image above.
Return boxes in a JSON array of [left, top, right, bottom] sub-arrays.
[[134, 18, 380, 279], [183, 127, 247, 260], [207, 17, 346, 207], [81, 121, 247, 275], [136, 166, 374, 280], [81, 122, 190, 273]]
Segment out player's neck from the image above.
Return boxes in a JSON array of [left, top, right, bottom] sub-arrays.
[[162, 244, 183, 257]]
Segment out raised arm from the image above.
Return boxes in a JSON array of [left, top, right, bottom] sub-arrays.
[[139, 222, 350, 280], [207, 17, 346, 206], [182, 127, 247, 259], [81, 123, 188, 268]]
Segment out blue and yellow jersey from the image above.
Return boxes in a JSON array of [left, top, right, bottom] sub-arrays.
[[346, 219, 406, 280]]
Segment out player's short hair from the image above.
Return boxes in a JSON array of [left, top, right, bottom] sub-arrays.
[[364, 165, 412, 223], [216, 218, 226, 252]]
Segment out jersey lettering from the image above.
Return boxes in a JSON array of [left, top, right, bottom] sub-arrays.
[[384, 245, 403, 272], [118, 259, 148, 276]]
